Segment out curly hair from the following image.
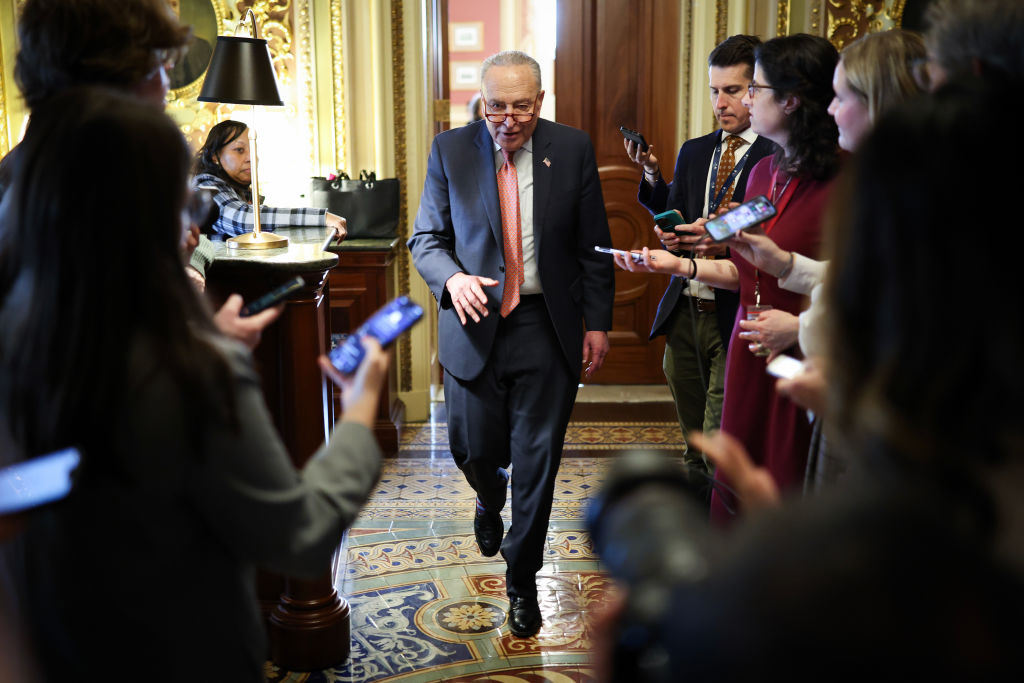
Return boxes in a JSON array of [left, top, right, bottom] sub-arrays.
[[14, 0, 192, 110], [755, 34, 840, 180]]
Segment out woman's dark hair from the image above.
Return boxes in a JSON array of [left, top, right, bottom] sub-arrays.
[[755, 34, 840, 180], [0, 87, 236, 464], [14, 0, 192, 110], [824, 76, 1024, 471], [193, 120, 250, 196]]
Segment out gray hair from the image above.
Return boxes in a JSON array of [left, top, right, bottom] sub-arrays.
[[480, 50, 542, 91], [925, 0, 1024, 80]]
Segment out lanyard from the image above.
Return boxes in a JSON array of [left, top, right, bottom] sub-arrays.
[[707, 137, 753, 215], [753, 165, 799, 304]]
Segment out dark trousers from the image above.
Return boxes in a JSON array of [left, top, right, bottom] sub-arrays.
[[443, 295, 578, 599]]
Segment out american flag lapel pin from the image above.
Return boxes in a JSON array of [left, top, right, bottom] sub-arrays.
[[543, 157, 551, 167]]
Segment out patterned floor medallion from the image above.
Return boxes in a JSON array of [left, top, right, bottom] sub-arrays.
[[267, 407, 680, 682]]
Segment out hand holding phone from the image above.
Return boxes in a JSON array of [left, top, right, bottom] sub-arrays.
[[329, 296, 424, 374], [653, 210, 685, 231], [594, 245, 651, 263], [704, 195, 777, 242], [620, 126, 648, 152], [240, 276, 305, 317]]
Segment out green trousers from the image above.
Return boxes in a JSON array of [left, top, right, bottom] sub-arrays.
[[663, 297, 728, 472]]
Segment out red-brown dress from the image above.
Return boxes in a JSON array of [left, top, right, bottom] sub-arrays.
[[710, 156, 834, 524]]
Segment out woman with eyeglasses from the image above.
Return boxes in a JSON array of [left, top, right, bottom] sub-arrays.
[[613, 34, 840, 522], [0, 87, 388, 681], [193, 120, 348, 240], [726, 29, 928, 494]]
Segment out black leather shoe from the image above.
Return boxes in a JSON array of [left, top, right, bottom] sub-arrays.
[[508, 596, 541, 638], [474, 508, 503, 557]]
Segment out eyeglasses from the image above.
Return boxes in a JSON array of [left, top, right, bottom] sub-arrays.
[[747, 83, 779, 98], [483, 97, 539, 124]]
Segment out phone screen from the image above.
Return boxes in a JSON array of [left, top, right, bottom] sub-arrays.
[[766, 355, 804, 380], [704, 195, 777, 242], [330, 296, 424, 374], [0, 448, 80, 514], [594, 245, 644, 263]]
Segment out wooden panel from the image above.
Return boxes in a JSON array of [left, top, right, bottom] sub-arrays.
[[557, 0, 681, 384]]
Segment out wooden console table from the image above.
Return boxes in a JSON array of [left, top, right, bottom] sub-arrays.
[[325, 237, 402, 455], [205, 228, 347, 672]]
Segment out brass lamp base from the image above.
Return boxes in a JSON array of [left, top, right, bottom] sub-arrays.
[[227, 231, 289, 250]]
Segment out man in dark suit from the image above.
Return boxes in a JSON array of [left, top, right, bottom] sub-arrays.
[[623, 35, 776, 503], [408, 50, 614, 638]]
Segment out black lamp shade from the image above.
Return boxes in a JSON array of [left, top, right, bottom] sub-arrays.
[[197, 36, 284, 106]]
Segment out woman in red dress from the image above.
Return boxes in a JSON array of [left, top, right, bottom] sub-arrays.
[[613, 34, 841, 523]]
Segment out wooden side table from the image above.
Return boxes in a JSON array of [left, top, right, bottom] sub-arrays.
[[206, 229, 350, 671], [325, 238, 402, 455]]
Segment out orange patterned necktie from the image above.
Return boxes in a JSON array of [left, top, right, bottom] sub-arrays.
[[713, 134, 747, 212], [497, 149, 524, 317]]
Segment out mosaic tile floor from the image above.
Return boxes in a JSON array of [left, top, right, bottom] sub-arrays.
[[266, 410, 684, 682]]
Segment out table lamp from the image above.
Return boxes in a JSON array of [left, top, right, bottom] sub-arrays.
[[198, 9, 287, 250]]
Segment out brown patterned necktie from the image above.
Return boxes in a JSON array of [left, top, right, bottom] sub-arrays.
[[713, 134, 747, 212], [497, 149, 524, 317]]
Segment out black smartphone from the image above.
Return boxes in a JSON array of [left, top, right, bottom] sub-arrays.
[[704, 195, 777, 242], [329, 296, 424, 374], [240, 276, 305, 317], [620, 126, 648, 152], [0, 447, 80, 515], [653, 209, 686, 231]]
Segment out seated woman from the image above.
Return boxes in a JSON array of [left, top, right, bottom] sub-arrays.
[[0, 87, 385, 681], [193, 120, 347, 239]]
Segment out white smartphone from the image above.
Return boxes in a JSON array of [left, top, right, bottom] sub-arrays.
[[766, 354, 804, 380], [594, 245, 650, 263]]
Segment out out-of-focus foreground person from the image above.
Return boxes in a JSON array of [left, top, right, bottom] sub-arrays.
[[0, 87, 388, 682]]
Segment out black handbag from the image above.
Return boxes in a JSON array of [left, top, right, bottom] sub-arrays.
[[310, 170, 400, 239]]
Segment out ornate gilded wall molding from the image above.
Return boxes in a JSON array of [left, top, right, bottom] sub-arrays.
[[827, 0, 906, 49], [0, 35, 8, 157], [777, 0, 791, 36], [715, 0, 729, 46], [330, 0, 347, 170], [391, 0, 412, 393], [297, 0, 315, 172]]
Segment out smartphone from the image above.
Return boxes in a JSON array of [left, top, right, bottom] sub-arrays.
[[594, 245, 648, 263], [329, 296, 424, 374], [240, 276, 305, 317], [766, 354, 804, 380], [653, 209, 686, 231], [704, 194, 777, 242], [619, 126, 648, 152], [0, 447, 80, 514]]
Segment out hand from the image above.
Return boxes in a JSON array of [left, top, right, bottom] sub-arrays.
[[729, 229, 791, 276], [737, 309, 799, 359], [622, 138, 659, 176], [317, 337, 390, 428], [611, 247, 680, 275], [185, 265, 206, 292], [445, 272, 500, 325], [213, 293, 283, 350], [590, 585, 628, 683], [582, 330, 610, 377], [181, 223, 200, 260], [325, 212, 348, 242], [776, 356, 827, 415], [687, 430, 780, 509]]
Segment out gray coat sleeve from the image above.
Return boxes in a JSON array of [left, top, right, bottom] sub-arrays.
[[187, 343, 382, 578]]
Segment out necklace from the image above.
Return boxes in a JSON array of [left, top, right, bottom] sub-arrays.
[[770, 169, 793, 205]]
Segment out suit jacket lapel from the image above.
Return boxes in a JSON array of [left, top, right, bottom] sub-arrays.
[[688, 129, 723, 221], [532, 122, 552, 257], [474, 125, 504, 248]]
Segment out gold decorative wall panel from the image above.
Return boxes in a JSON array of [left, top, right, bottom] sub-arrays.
[[827, 0, 906, 49]]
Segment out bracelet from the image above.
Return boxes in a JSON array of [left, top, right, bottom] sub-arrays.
[[688, 257, 697, 279], [777, 251, 795, 279], [644, 168, 659, 179]]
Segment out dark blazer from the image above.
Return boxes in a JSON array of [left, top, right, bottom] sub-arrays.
[[408, 119, 614, 381], [640, 130, 777, 344]]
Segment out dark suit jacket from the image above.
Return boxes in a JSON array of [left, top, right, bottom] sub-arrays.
[[408, 119, 614, 381], [639, 130, 777, 344]]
